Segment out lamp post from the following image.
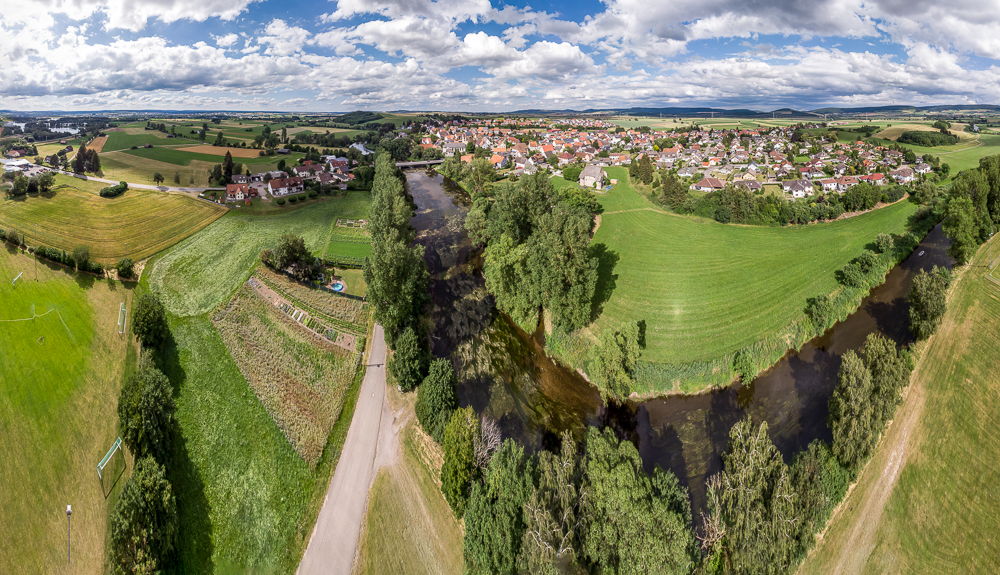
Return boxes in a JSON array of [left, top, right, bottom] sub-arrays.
[[34, 223, 37, 281], [66, 505, 71, 564]]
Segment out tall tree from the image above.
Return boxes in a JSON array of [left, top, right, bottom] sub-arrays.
[[109, 456, 178, 574], [74, 141, 88, 173], [582, 427, 694, 575], [415, 358, 458, 443], [222, 150, 235, 181], [637, 153, 654, 184], [88, 148, 101, 173], [943, 195, 978, 264], [388, 326, 429, 391], [909, 266, 951, 340], [118, 353, 177, 465], [862, 332, 910, 428], [132, 293, 169, 349], [441, 407, 479, 517], [464, 440, 536, 575], [713, 417, 797, 574], [829, 351, 876, 472]]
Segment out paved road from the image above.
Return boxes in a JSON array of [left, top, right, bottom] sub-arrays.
[[298, 324, 388, 575], [63, 171, 224, 193]]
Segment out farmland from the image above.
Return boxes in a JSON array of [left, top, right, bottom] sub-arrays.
[[212, 285, 359, 466], [100, 146, 302, 185], [148, 192, 372, 317], [800, 240, 1000, 574], [567, 167, 919, 381], [102, 125, 198, 151], [0, 174, 226, 263], [0, 248, 134, 575]]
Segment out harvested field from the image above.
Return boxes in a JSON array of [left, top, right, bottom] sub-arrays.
[[0, 174, 226, 263], [175, 145, 268, 158], [88, 136, 107, 153], [875, 123, 977, 142], [212, 284, 359, 466]]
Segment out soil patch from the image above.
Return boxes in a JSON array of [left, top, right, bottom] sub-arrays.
[[175, 145, 268, 158]]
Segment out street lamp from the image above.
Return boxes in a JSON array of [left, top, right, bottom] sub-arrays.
[[34, 223, 37, 281], [66, 504, 72, 564]]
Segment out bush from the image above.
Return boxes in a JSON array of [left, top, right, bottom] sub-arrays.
[[288, 196, 298, 204], [118, 352, 176, 464], [116, 257, 135, 279], [441, 407, 479, 517], [297, 194, 308, 202], [100, 181, 128, 198], [132, 293, 169, 348], [72, 246, 90, 270], [387, 327, 428, 391], [308, 191, 318, 198], [876, 233, 894, 253], [7, 228, 20, 245], [276, 198, 286, 205]]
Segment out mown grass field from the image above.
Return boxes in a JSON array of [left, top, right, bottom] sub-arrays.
[[325, 240, 371, 261], [586, 167, 919, 365], [800, 241, 1000, 574], [99, 148, 294, 186], [0, 175, 226, 263], [120, 145, 301, 166], [103, 126, 197, 151], [355, 385, 464, 575], [0, 247, 134, 574], [149, 192, 372, 317]]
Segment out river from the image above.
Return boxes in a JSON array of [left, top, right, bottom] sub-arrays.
[[405, 168, 952, 512]]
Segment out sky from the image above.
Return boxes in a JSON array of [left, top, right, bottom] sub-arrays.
[[3, 0, 1000, 112]]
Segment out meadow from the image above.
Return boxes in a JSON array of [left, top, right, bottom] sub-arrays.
[[800, 239, 1000, 574], [100, 146, 304, 185], [102, 126, 198, 152], [0, 248, 134, 574], [213, 285, 359, 466], [577, 167, 919, 371], [0, 175, 226, 263], [355, 383, 464, 575]]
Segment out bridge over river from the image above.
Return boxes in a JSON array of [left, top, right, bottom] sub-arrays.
[[395, 159, 445, 168]]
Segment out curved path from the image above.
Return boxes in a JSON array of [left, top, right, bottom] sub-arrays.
[[298, 324, 388, 575], [62, 171, 224, 193]]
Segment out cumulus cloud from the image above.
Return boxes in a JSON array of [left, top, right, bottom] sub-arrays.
[[213, 33, 239, 47], [21, 0, 261, 32]]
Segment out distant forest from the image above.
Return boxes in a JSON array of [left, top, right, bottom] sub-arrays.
[[898, 131, 959, 147]]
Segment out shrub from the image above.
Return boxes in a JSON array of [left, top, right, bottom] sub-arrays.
[[840, 262, 866, 288], [100, 181, 128, 198], [876, 233, 894, 253], [733, 349, 756, 382], [441, 407, 479, 517], [288, 196, 298, 204], [72, 246, 90, 270], [297, 194, 308, 202], [7, 228, 20, 245], [276, 198, 286, 205], [308, 191, 318, 198], [132, 293, 169, 348], [116, 257, 135, 279], [388, 327, 428, 391]]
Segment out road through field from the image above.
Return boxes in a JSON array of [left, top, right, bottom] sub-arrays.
[[298, 324, 388, 575]]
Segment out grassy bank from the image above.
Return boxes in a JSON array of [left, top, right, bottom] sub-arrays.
[[799, 240, 1000, 574], [0, 175, 226, 263], [548, 167, 925, 393]]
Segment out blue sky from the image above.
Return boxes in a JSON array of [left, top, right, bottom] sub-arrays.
[[2, 0, 1000, 111]]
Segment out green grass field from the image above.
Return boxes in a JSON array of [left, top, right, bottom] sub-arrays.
[[801, 241, 1000, 574], [149, 192, 372, 317], [324, 240, 371, 261], [355, 385, 463, 575], [100, 146, 303, 185], [0, 247, 134, 574], [584, 167, 919, 366], [0, 175, 226, 263], [119, 146, 302, 166]]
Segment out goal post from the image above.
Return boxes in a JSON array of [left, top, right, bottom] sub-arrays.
[[117, 303, 127, 335], [11, 272, 22, 287], [97, 437, 126, 497]]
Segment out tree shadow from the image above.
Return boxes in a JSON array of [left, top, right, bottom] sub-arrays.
[[589, 243, 619, 321], [863, 296, 913, 345], [167, 428, 214, 572], [73, 270, 96, 290]]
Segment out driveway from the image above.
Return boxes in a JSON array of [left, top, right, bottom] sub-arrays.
[[298, 323, 388, 575]]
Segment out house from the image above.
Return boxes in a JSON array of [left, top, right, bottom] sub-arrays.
[[267, 176, 305, 196], [819, 178, 839, 193], [231, 174, 249, 184], [836, 176, 859, 192], [890, 168, 915, 183], [859, 173, 886, 186], [276, 148, 290, 155], [292, 165, 317, 178], [225, 183, 250, 202], [782, 179, 814, 198], [557, 152, 574, 167], [443, 142, 466, 157], [913, 163, 932, 174], [691, 177, 725, 192], [579, 165, 605, 188], [677, 166, 698, 178], [734, 180, 762, 192], [489, 154, 508, 169]]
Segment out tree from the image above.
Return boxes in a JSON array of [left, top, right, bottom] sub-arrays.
[[132, 293, 169, 348], [9, 174, 28, 197], [943, 195, 978, 264], [591, 321, 642, 403], [909, 266, 950, 339], [73, 246, 90, 270], [89, 148, 101, 174], [272, 233, 315, 278], [862, 332, 910, 428], [637, 153, 654, 184], [441, 407, 478, 517], [415, 358, 457, 443], [222, 150, 235, 181], [116, 257, 135, 279], [712, 417, 797, 574], [388, 326, 429, 392], [152, 172, 165, 185], [519, 433, 587, 575], [876, 233, 894, 253], [562, 165, 583, 183], [806, 294, 836, 335], [173, 171, 180, 185], [36, 171, 55, 194], [829, 350, 875, 472], [464, 440, 536, 575], [109, 456, 178, 574], [210, 164, 223, 185], [117, 353, 176, 464], [73, 141, 88, 173], [582, 427, 694, 575]]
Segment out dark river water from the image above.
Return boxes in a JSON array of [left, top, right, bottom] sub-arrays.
[[405, 168, 952, 512]]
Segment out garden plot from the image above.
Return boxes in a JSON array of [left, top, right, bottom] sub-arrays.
[[254, 267, 367, 331], [248, 275, 362, 353], [212, 284, 358, 466]]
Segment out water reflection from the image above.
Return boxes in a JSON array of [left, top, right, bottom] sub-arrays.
[[405, 168, 951, 514]]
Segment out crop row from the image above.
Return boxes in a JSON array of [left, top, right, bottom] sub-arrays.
[[255, 267, 366, 330]]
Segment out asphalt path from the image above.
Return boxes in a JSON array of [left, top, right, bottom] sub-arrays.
[[298, 324, 388, 575], [62, 171, 224, 193]]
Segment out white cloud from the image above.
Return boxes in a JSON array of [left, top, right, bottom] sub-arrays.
[[20, 0, 262, 32], [259, 19, 311, 56], [213, 33, 239, 47]]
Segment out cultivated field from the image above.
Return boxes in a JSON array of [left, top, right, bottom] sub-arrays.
[[0, 248, 134, 574], [0, 175, 226, 263], [255, 266, 367, 330], [100, 146, 301, 184], [800, 240, 1000, 574], [87, 136, 107, 154], [584, 167, 919, 367], [102, 124, 197, 151], [148, 192, 372, 317], [213, 285, 359, 466]]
